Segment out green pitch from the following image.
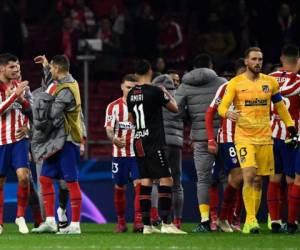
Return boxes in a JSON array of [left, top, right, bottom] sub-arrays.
[[0, 223, 299, 250]]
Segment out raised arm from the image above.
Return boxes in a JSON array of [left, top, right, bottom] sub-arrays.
[[34, 55, 52, 89], [162, 86, 178, 113]]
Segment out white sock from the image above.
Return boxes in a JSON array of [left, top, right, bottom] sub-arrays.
[[70, 221, 80, 227], [57, 207, 67, 221], [46, 217, 55, 224]]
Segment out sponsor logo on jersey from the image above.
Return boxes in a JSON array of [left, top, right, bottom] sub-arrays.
[[119, 122, 134, 130], [276, 77, 288, 84], [245, 99, 267, 106], [134, 129, 149, 139]]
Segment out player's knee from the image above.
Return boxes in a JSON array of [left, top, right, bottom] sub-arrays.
[[58, 179, 68, 190], [230, 173, 243, 188], [0, 177, 6, 187], [18, 175, 29, 187], [115, 184, 126, 189], [253, 176, 262, 190], [294, 174, 300, 185], [16, 170, 29, 186], [242, 168, 256, 182], [133, 179, 141, 186], [160, 177, 173, 187], [141, 179, 153, 186], [269, 174, 281, 183]]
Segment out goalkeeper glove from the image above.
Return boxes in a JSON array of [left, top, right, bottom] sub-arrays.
[[285, 126, 298, 149]]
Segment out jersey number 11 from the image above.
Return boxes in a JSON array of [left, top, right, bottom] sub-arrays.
[[133, 104, 146, 129]]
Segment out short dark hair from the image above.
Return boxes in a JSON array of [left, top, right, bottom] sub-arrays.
[[0, 53, 18, 66], [282, 44, 299, 58], [244, 47, 262, 58], [193, 53, 212, 68], [135, 59, 151, 75], [122, 73, 137, 83], [51, 55, 70, 72]]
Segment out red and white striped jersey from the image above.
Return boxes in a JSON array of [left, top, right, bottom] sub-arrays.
[[104, 97, 135, 157], [209, 82, 236, 143], [270, 70, 300, 140], [0, 81, 30, 145]]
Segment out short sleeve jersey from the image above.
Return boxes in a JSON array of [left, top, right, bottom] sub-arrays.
[[127, 84, 170, 153], [221, 73, 279, 145], [270, 70, 300, 140]]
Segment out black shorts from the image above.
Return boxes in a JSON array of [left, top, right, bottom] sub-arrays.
[[136, 149, 171, 179]]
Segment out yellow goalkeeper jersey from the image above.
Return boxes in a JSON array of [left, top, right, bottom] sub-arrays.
[[218, 73, 292, 145]]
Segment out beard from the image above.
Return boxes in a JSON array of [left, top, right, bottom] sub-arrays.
[[248, 65, 261, 75]]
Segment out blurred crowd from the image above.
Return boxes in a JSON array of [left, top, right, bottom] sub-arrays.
[[0, 0, 300, 78]]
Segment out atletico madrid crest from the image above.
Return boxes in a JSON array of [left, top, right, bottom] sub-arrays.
[[262, 85, 269, 93]]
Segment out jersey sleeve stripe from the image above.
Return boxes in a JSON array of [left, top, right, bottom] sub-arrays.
[[0, 93, 17, 114], [280, 79, 300, 97], [209, 83, 227, 109]]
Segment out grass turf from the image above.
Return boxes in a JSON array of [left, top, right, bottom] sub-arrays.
[[0, 223, 299, 250]]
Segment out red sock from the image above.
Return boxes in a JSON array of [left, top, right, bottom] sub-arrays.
[[17, 184, 30, 218], [279, 183, 287, 219], [267, 182, 281, 221], [151, 207, 159, 221], [228, 190, 238, 224], [29, 184, 43, 225], [220, 184, 237, 220], [114, 186, 126, 225], [134, 184, 142, 224], [288, 184, 300, 224], [233, 189, 243, 217], [31, 205, 43, 225], [66, 182, 82, 222], [0, 187, 3, 225], [209, 186, 219, 218], [40, 176, 55, 217], [288, 183, 293, 202]]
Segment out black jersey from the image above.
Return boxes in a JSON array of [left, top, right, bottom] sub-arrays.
[[127, 84, 170, 154]]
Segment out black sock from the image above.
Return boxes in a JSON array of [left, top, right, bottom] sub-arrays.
[[158, 185, 172, 224], [58, 187, 69, 210], [140, 185, 152, 226]]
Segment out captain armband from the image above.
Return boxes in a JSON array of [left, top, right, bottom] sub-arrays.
[[271, 93, 282, 103]]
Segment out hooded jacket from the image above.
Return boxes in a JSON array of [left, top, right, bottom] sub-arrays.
[[31, 68, 86, 162], [176, 68, 226, 141], [152, 74, 184, 147]]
